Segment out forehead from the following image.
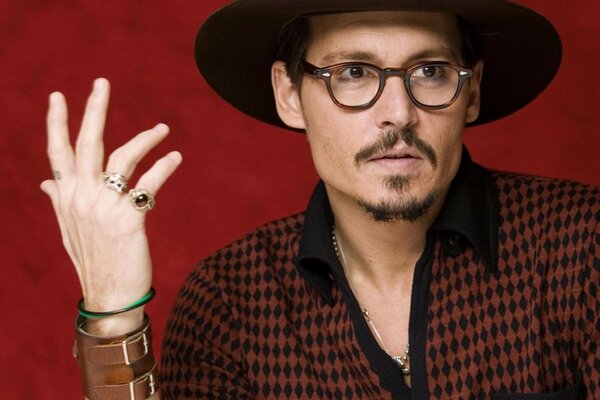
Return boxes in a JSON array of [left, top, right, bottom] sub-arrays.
[[306, 11, 463, 63]]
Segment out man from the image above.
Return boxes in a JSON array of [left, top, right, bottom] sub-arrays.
[[41, 0, 598, 399]]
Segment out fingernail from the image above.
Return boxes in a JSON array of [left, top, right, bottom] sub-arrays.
[[49, 92, 62, 104], [94, 78, 106, 90], [155, 123, 169, 133], [168, 151, 182, 162]]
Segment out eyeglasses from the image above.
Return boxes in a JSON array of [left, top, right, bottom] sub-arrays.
[[302, 60, 473, 110]]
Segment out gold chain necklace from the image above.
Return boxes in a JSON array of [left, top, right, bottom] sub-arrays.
[[331, 227, 410, 375]]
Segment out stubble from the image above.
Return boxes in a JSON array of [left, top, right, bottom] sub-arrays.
[[353, 127, 439, 223]]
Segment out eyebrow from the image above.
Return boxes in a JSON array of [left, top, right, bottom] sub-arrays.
[[403, 48, 460, 65], [320, 51, 378, 65], [318, 47, 460, 67]]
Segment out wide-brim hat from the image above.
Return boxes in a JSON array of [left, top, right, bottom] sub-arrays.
[[195, 0, 561, 131]]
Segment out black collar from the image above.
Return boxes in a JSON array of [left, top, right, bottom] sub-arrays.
[[294, 149, 500, 304]]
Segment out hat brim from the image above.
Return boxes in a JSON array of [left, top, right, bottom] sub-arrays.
[[195, 0, 561, 131]]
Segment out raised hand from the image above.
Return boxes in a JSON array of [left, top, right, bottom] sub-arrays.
[[40, 78, 182, 335]]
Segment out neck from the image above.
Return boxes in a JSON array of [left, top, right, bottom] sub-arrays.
[[327, 185, 444, 289]]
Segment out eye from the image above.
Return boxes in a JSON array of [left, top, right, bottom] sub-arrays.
[[347, 66, 364, 79], [421, 65, 438, 78], [413, 65, 443, 79], [338, 65, 367, 80], [333, 64, 379, 83]]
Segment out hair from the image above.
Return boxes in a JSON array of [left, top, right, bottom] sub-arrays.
[[276, 17, 311, 89], [276, 14, 479, 89]]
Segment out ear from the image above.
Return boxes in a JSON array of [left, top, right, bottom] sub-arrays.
[[465, 60, 483, 124], [271, 61, 306, 130]]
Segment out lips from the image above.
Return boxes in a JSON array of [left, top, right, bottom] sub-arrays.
[[370, 147, 422, 162], [354, 128, 438, 168]]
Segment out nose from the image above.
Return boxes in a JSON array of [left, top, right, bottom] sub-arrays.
[[372, 75, 417, 129]]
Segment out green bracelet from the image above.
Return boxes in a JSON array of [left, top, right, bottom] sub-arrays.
[[78, 287, 156, 319]]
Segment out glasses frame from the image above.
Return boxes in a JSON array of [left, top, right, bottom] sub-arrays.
[[301, 60, 474, 111]]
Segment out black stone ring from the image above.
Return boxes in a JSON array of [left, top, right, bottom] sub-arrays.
[[128, 188, 155, 211]]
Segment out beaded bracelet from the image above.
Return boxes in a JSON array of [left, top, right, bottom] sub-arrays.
[[78, 287, 156, 319]]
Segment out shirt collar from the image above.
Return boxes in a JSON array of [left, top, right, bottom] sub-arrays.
[[430, 148, 499, 272], [294, 148, 500, 303], [294, 179, 339, 304]]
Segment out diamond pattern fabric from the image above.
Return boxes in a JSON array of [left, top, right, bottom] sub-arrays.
[[161, 170, 598, 399]]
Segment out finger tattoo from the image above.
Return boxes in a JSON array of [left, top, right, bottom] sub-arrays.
[[53, 170, 62, 180]]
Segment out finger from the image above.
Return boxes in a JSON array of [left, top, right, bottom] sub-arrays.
[[134, 151, 183, 195], [46, 92, 75, 183], [105, 123, 170, 179], [76, 78, 109, 181]]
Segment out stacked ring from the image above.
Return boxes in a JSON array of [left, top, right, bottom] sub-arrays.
[[102, 172, 129, 193], [129, 188, 155, 211]]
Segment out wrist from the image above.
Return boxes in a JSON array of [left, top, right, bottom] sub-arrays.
[[79, 287, 155, 335], [86, 308, 146, 336], [77, 287, 156, 336], [82, 284, 152, 314]]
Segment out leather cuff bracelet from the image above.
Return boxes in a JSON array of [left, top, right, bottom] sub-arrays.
[[73, 315, 158, 400]]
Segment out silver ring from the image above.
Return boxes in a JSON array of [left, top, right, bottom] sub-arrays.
[[128, 188, 155, 211], [102, 172, 129, 193]]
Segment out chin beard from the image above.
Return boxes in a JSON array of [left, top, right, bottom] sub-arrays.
[[354, 175, 438, 223]]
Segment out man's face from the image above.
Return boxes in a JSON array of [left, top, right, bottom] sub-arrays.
[[276, 11, 482, 222]]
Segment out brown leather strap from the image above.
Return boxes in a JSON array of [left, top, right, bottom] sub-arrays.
[[75, 318, 152, 365], [74, 315, 157, 400], [92, 364, 158, 400]]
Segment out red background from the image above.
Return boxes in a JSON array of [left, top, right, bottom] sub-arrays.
[[1, 1, 598, 398]]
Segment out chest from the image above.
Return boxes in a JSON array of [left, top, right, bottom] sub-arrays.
[[235, 239, 585, 399]]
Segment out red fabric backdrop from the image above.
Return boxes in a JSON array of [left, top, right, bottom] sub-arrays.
[[1, 1, 598, 398]]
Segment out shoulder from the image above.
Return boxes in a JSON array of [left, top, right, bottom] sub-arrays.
[[205, 212, 305, 268], [161, 216, 309, 399], [489, 170, 598, 264], [181, 212, 306, 299], [491, 170, 599, 220]]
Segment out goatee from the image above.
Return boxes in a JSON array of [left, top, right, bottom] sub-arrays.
[[353, 127, 439, 223], [355, 188, 438, 223]]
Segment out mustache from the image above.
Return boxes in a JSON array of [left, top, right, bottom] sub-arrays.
[[354, 127, 437, 168]]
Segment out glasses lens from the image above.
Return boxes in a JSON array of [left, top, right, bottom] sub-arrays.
[[408, 65, 460, 107], [329, 65, 381, 107]]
